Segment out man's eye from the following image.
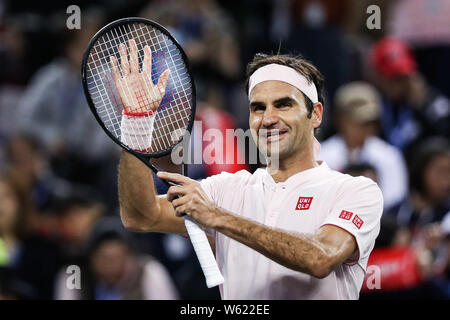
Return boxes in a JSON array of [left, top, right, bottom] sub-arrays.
[[278, 103, 291, 108], [252, 106, 265, 112]]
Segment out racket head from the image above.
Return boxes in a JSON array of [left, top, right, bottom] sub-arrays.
[[81, 17, 196, 159]]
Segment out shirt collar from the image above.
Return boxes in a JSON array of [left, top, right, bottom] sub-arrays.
[[259, 161, 330, 188]]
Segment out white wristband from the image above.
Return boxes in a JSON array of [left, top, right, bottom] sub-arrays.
[[120, 113, 156, 151]]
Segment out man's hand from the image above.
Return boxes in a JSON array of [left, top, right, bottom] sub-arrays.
[[157, 171, 218, 228], [110, 39, 170, 115]]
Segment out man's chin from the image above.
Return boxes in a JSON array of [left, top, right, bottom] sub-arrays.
[[259, 142, 288, 161]]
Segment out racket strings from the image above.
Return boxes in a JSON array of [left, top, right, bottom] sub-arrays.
[[114, 24, 188, 151], [85, 22, 192, 154]]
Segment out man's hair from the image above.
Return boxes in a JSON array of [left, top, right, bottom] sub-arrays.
[[245, 53, 325, 118]]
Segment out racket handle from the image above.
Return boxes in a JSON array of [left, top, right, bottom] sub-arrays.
[[184, 216, 224, 288]]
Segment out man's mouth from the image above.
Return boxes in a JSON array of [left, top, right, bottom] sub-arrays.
[[260, 129, 288, 143]]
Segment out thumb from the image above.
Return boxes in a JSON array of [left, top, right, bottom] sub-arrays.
[[156, 69, 170, 95]]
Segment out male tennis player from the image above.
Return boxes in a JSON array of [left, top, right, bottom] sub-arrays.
[[116, 47, 383, 299]]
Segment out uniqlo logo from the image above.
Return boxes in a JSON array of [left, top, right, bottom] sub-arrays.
[[296, 197, 313, 210], [352, 215, 364, 229], [339, 210, 353, 220]]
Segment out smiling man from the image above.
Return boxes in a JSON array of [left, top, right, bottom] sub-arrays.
[[117, 52, 383, 299]]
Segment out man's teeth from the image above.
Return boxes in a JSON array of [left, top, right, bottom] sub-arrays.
[[265, 131, 284, 137]]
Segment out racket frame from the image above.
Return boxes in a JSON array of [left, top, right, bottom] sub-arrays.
[[81, 17, 197, 173]]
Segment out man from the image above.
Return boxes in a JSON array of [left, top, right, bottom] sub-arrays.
[[370, 37, 449, 152], [115, 43, 383, 299], [320, 81, 408, 210]]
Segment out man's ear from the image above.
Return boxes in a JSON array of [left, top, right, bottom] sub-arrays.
[[312, 103, 323, 129]]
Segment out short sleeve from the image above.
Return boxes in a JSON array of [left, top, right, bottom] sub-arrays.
[[321, 177, 383, 266]]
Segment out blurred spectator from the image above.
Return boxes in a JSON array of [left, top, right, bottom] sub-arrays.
[[388, 137, 450, 234], [16, 9, 120, 210], [195, 78, 249, 176], [0, 19, 28, 151], [370, 37, 450, 152], [0, 176, 63, 299], [389, 0, 450, 97], [140, 0, 249, 130], [51, 188, 104, 264], [2, 133, 71, 234], [141, 0, 241, 82], [284, 0, 356, 136], [319, 81, 408, 210], [0, 20, 27, 86], [54, 217, 179, 300]]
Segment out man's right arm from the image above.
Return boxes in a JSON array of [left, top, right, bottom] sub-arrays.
[[114, 39, 186, 236], [118, 150, 187, 236]]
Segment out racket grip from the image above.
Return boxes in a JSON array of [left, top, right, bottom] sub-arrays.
[[184, 216, 224, 288]]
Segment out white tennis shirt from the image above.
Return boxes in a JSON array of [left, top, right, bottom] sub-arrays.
[[200, 161, 383, 300]]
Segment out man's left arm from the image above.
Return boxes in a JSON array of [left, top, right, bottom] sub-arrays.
[[212, 211, 356, 279], [158, 171, 360, 279]]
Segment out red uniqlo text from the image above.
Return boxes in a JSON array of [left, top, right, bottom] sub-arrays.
[[296, 197, 313, 210], [352, 215, 364, 229], [339, 210, 353, 220]]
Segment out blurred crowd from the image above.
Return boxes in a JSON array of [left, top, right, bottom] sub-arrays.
[[0, 0, 449, 299]]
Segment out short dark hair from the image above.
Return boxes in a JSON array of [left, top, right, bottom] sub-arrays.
[[245, 53, 325, 118], [409, 136, 450, 196], [343, 163, 377, 177]]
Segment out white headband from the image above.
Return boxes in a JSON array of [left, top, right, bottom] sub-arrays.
[[248, 63, 319, 104]]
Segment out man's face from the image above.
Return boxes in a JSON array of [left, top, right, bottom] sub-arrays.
[[249, 81, 321, 161]]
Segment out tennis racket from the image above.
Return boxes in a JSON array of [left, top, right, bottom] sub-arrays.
[[81, 17, 224, 288]]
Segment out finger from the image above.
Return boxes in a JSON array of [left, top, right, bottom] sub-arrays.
[[167, 185, 186, 202], [171, 196, 189, 208], [110, 56, 120, 81], [157, 171, 190, 184], [129, 39, 139, 74], [175, 205, 188, 217], [156, 69, 170, 96], [119, 43, 129, 76], [142, 45, 153, 77]]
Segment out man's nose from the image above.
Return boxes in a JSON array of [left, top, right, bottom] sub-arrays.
[[262, 106, 279, 128]]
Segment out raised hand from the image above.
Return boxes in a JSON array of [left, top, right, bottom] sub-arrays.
[[110, 39, 170, 115]]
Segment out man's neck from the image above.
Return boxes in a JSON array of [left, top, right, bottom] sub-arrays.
[[267, 149, 318, 183]]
